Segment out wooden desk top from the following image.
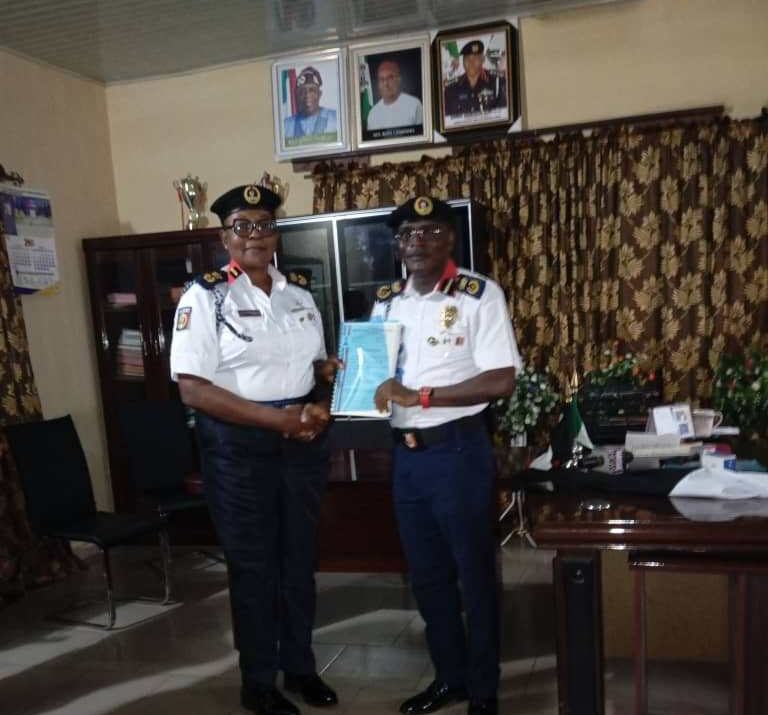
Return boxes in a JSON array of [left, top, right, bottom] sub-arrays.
[[527, 492, 768, 552]]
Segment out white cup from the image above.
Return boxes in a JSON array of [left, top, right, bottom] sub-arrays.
[[692, 408, 723, 438]]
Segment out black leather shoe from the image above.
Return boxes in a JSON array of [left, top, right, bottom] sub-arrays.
[[241, 686, 300, 715], [284, 673, 338, 707], [399, 681, 468, 714], [467, 698, 498, 715]]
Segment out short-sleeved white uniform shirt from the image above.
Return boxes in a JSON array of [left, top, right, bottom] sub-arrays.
[[370, 266, 522, 429], [170, 264, 326, 402]]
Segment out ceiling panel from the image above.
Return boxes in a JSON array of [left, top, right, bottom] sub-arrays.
[[0, 0, 626, 83]]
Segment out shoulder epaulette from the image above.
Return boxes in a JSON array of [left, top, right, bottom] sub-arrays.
[[375, 279, 405, 302], [227, 263, 243, 281], [287, 270, 311, 290], [455, 273, 486, 299], [193, 271, 227, 290]]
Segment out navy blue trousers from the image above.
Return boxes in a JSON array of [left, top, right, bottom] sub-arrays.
[[195, 413, 329, 690], [393, 426, 500, 700]]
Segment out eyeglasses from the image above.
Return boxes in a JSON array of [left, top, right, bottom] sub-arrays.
[[224, 219, 278, 238], [393, 225, 445, 244]]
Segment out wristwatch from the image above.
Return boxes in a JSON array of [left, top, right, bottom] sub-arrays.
[[419, 386, 434, 409]]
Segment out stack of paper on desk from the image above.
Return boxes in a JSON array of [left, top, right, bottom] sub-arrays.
[[670, 466, 768, 500], [624, 431, 702, 471], [331, 321, 402, 418], [625, 431, 702, 458]]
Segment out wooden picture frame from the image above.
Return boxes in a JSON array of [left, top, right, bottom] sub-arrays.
[[272, 48, 350, 160], [433, 21, 520, 135], [349, 35, 433, 150]]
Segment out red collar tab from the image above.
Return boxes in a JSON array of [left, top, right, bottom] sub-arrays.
[[437, 260, 459, 293], [227, 261, 243, 284]]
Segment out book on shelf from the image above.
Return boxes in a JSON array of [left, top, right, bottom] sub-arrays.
[[106, 292, 137, 306]]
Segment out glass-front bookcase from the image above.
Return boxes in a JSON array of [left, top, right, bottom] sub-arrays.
[[84, 199, 487, 505], [274, 199, 487, 482]]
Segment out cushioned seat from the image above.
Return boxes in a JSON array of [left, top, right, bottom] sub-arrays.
[[5, 415, 172, 628], [119, 400, 223, 566], [50, 511, 167, 549]]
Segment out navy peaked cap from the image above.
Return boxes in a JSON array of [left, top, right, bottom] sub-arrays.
[[386, 196, 455, 228], [460, 40, 485, 55], [210, 184, 282, 222]]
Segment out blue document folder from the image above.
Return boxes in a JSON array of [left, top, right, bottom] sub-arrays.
[[331, 321, 402, 417]]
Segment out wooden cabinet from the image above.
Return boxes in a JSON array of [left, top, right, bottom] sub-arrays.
[[83, 200, 488, 569]]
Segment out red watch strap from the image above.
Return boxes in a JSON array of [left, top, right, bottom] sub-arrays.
[[419, 386, 433, 409]]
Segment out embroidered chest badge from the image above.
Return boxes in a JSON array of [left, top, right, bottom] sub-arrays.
[[440, 305, 458, 329], [176, 306, 192, 331]]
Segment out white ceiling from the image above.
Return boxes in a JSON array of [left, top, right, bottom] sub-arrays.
[[0, 0, 625, 83]]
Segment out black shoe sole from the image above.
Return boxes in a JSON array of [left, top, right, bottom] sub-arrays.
[[283, 683, 338, 708], [400, 693, 468, 714]]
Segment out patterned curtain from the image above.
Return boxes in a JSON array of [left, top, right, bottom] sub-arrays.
[[0, 224, 78, 604], [313, 117, 768, 402]]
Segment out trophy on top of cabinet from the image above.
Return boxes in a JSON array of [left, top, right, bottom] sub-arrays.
[[173, 174, 207, 230], [257, 171, 288, 206]]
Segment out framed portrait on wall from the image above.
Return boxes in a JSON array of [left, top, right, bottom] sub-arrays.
[[433, 21, 520, 134], [272, 48, 350, 160], [349, 35, 432, 150]]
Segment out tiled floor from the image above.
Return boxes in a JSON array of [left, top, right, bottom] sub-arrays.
[[0, 543, 728, 715]]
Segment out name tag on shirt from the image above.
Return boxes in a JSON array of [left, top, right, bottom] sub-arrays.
[[237, 309, 262, 317]]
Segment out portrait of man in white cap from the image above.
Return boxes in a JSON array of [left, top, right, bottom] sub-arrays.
[[283, 66, 338, 144]]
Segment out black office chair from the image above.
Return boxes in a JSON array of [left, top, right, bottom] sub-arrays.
[[4, 415, 172, 629], [118, 400, 222, 565]]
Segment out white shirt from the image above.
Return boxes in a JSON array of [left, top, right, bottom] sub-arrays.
[[367, 93, 423, 130], [170, 264, 326, 402], [370, 267, 522, 429]]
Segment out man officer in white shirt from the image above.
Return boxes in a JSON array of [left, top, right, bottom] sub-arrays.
[[366, 59, 423, 131], [372, 196, 522, 715]]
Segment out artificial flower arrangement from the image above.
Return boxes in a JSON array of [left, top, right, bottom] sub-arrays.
[[713, 351, 768, 439], [495, 366, 561, 443], [583, 350, 657, 389]]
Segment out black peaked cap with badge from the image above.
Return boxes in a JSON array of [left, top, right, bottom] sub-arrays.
[[210, 184, 282, 223], [460, 40, 484, 55], [386, 195, 456, 229]]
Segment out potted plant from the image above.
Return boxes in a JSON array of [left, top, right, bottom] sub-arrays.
[[713, 351, 768, 462], [495, 366, 561, 449]]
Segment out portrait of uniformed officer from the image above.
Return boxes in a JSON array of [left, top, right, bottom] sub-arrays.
[[170, 183, 340, 715], [371, 196, 522, 715], [444, 40, 507, 117]]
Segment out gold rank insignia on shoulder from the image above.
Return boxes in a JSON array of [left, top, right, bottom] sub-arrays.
[[194, 270, 226, 290], [413, 196, 434, 216], [243, 185, 261, 205], [375, 279, 404, 302], [455, 273, 486, 299], [287, 271, 311, 290]]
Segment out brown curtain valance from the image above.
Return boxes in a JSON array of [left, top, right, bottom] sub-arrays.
[[312, 117, 768, 402]]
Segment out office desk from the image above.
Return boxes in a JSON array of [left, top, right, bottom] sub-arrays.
[[526, 491, 768, 715]]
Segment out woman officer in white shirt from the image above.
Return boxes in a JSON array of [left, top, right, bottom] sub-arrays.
[[170, 183, 340, 715]]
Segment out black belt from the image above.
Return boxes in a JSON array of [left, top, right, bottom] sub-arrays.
[[392, 412, 488, 450], [257, 393, 311, 408]]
